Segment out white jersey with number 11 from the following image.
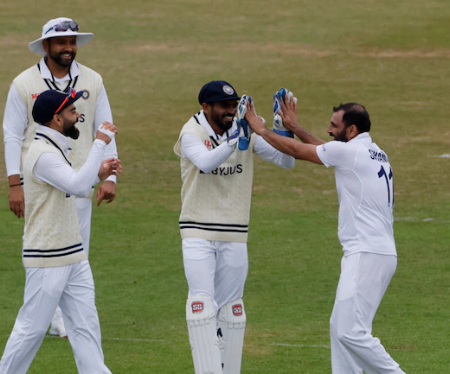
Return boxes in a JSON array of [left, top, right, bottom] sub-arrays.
[[316, 132, 396, 256]]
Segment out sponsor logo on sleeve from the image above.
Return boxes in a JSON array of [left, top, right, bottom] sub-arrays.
[[205, 140, 212, 149], [191, 301, 204, 314], [321, 144, 326, 152]]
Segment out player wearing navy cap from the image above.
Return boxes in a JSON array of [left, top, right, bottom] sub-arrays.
[[0, 89, 120, 374], [245, 96, 407, 374], [174, 81, 295, 374]]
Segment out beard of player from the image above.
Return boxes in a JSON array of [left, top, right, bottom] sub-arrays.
[[47, 40, 77, 68], [208, 105, 234, 132], [62, 117, 80, 139], [332, 127, 349, 142]]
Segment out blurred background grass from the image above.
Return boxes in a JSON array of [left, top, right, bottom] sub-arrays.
[[1, 1, 449, 373]]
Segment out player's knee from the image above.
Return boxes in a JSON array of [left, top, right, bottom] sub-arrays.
[[218, 298, 246, 325], [186, 295, 216, 322], [334, 324, 365, 347]]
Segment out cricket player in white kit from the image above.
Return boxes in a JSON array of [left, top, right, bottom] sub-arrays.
[[0, 89, 120, 374], [174, 81, 295, 374], [245, 96, 407, 374], [2, 17, 118, 337]]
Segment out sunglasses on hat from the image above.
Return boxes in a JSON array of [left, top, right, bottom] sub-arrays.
[[55, 88, 77, 114], [45, 20, 79, 35]]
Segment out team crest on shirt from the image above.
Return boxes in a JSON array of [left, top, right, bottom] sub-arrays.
[[232, 304, 243, 316], [223, 85, 234, 95], [191, 301, 204, 313], [81, 90, 90, 100]]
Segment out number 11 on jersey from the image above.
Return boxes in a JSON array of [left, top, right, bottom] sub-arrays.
[[378, 165, 394, 207]]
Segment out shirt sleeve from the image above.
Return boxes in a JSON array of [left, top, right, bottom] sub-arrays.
[[94, 85, 117, 183], [3, 83, 28, 176], [315, 141, 355, 169], [180, 134, 235, 174], [33, 139, 107, 197], [253, 135, 295, 169]]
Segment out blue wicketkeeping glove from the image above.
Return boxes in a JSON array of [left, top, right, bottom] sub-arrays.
[[237, 94, 252, 151], [227, 120, 241, 147], [273, 88, 297, 138]]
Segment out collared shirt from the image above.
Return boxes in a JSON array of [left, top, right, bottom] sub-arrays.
[[180, 110, 295, 172], [3, 57, 116, 183], [33, 125, 106, 197], [316, 132, 396, 256]]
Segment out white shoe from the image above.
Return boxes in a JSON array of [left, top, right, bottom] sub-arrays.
[[49, 308, 68, 338]]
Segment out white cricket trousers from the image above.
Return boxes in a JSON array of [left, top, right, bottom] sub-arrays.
[[330, 252, 406, 374], [182, 238, 248, 313], [0, 261, 112, 374], [76, 197, 92, 257]]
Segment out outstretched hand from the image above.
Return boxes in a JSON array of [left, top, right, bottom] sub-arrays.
[[278, 95, 299, 132], [245, 101, 267, 135]]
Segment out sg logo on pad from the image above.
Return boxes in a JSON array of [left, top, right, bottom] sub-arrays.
[[191, 301, 204, 313], [232, 304, 243, 316]]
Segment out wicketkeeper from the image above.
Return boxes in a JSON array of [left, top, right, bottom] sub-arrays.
[[174, 81, 295, 374]]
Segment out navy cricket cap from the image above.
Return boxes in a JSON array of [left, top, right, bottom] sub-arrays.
[[198, 80, 240, 105], [32, 89, 83, 124]]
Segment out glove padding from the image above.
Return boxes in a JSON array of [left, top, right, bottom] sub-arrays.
[[227, 124, 241, 146], [237, 95, 252, 151], [273, 88, 297, 138], [237, 95, 265, 151]]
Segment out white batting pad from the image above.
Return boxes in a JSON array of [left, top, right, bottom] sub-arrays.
[[218, 299, 247, 374], [186, 295, 222, 374]]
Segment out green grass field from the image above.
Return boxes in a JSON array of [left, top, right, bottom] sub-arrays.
[[1, 1, 450, 373]]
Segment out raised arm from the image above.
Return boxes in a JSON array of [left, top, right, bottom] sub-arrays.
[[278, 96, 325, 146], [245, 101, 323, 164], [34, 124, 121, 197], [94, 86, 118, 205]]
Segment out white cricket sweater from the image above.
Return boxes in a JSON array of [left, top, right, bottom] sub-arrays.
[[174, 116, 257, 242], [22, 131, 87, 268]]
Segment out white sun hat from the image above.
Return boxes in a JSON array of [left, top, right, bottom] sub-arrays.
[[29, 17, 94, 55]]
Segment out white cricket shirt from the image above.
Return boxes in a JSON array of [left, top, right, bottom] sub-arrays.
[[316, 132, 396, 256], [32, 125, 106, 197]]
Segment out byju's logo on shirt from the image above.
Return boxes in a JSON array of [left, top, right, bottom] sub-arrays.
[[200, 164, 243, 176]]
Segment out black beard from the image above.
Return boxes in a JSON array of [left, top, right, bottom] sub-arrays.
[[218, 121, 233, 131], [330, 132, 348, 142], [48, 51, 76, 68], [64, 125, 80, 139]]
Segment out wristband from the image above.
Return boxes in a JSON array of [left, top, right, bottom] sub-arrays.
[[9, 183, 21, 188]]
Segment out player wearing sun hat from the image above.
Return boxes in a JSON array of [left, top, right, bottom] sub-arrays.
[[2, 17, 118, 338]]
